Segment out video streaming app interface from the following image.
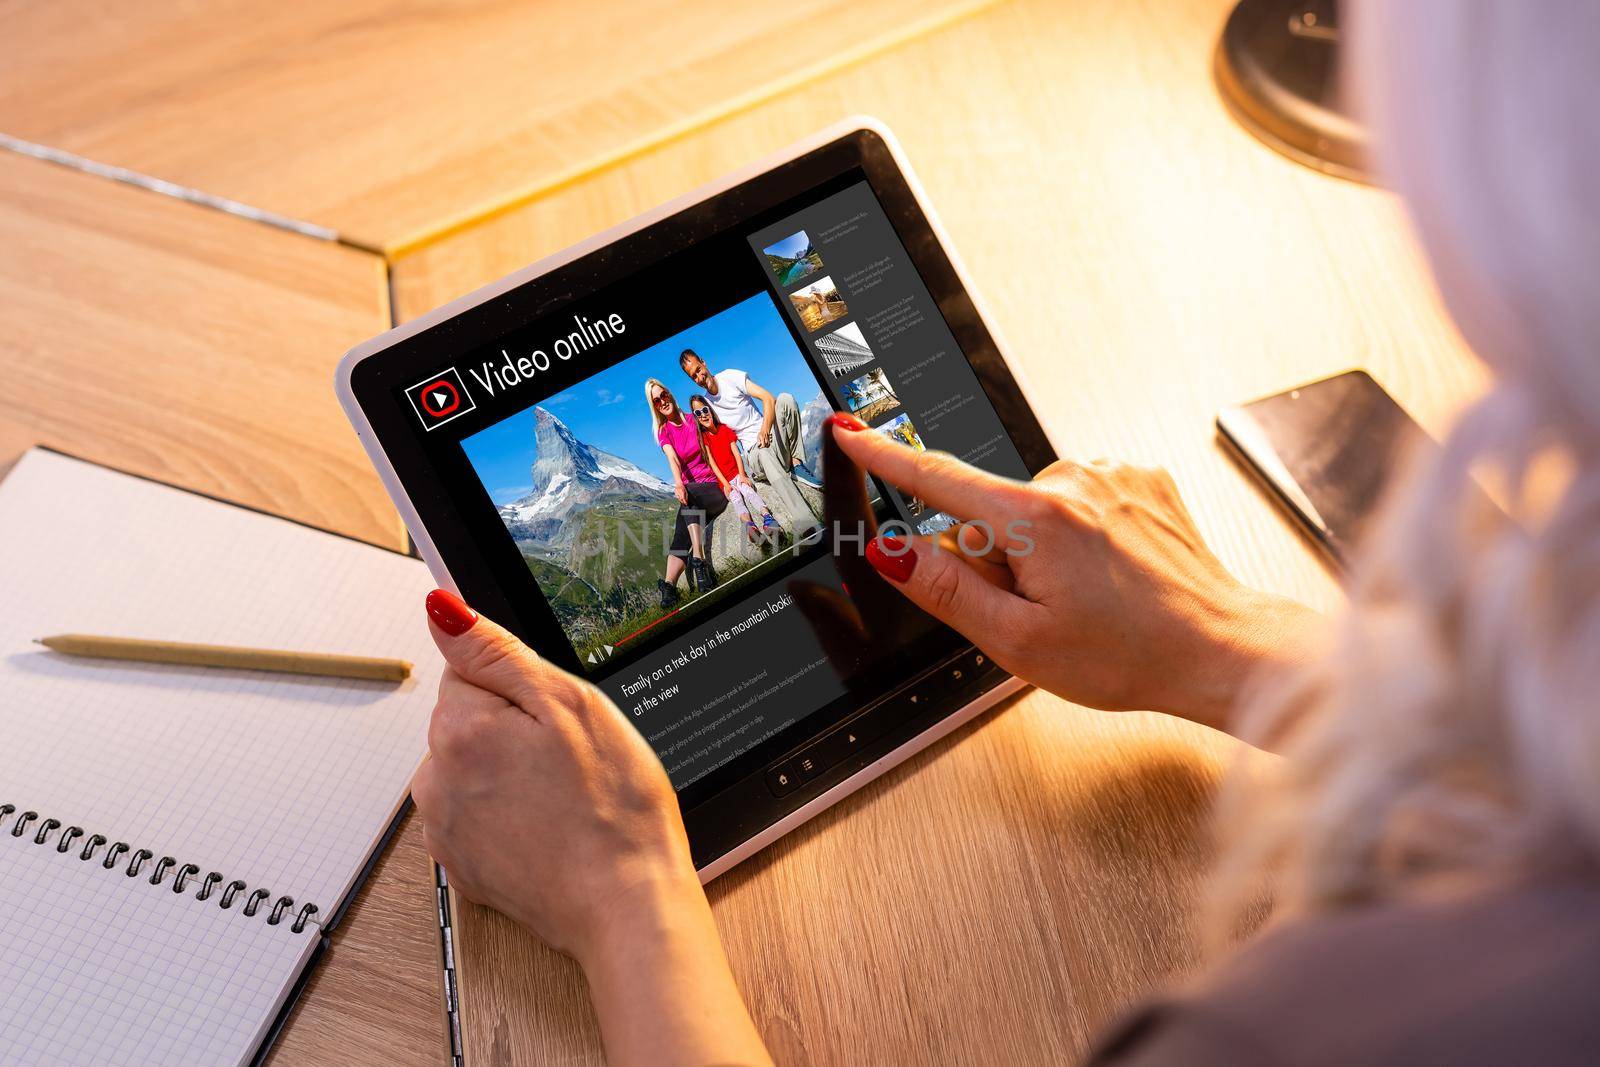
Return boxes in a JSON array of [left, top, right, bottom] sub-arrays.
[[399, 178, 1030, 795]]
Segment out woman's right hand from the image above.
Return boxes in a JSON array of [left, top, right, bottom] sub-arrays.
[[674, 481, 688, 506], [829, 419, 1322, 731]]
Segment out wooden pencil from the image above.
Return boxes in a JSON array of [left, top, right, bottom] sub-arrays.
[[37, 634, 412, 683]]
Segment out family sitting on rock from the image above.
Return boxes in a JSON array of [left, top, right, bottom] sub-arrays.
[[647, 349, 823, 609]]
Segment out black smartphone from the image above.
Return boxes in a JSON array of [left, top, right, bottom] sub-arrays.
[[1215, 370, 1430, 569]]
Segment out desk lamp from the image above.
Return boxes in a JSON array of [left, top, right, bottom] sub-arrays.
[[1215, 0, 1370, 182]]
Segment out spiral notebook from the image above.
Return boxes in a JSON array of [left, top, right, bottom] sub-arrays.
[[0, 449, 442, 1066]]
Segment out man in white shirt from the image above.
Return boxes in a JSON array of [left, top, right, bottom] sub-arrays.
[[680, 348, 821, 533]]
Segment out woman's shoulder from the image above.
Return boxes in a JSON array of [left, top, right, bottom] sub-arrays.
[[1089, 882, 1600, 1067]]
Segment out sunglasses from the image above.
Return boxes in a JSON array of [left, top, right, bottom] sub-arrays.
[[653, 393, 673, 408], [692, 407, 712, 418]]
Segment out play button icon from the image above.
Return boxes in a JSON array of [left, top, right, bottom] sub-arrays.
[[421, 381, 460, 417], [404, 366, 476, 430]]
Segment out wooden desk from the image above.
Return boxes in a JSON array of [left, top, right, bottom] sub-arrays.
[[0, 0, 993, 253], [0, 150, 445, 1067], [390, 0, 1488, 1062], [0, 152, 398, 548]]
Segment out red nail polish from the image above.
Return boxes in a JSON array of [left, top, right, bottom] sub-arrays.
[[827, 412, 868, 434], [426, 588, 478, 636], [865, 535, 917, 583]]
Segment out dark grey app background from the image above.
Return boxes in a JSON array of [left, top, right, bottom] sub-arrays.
[[595, 555, 845, 790], [748, 181, 1032, 501]]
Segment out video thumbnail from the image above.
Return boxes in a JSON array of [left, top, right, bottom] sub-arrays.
[[841, 367, 900, 422], [461, 294, 829, 667], [876, 411, 926, 452], [789, 276, 848, 332], [814, 321, 874, 378], [763, 230, 824, 287]]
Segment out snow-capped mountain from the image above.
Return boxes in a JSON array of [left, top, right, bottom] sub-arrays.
[[498, 407, 670, 548], [799, 391, 831, 475]]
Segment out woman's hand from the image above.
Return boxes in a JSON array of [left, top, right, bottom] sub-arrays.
[[412, 590, 771, 1067], [412, 591, 691, 956], [829, 420, 1322, 732], [661, 444, 690, 506]]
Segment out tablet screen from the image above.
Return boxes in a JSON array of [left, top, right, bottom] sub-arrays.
[[357, 142, 1047, 814]]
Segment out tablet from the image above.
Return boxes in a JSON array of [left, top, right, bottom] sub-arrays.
[[337, 119, 1056, 878]]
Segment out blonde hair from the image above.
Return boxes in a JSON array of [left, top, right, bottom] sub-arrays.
[[648, 378, 718, 479], [1210, 1, 1600, 945], [646, 377, 680, 436]]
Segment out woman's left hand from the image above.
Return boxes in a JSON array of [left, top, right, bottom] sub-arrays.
[[413, 591, 694, 957], [412, 590, 771, 1066]]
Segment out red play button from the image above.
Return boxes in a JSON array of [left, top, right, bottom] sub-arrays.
[[419, 379, 460, 417], [405, 367, 475, 430]]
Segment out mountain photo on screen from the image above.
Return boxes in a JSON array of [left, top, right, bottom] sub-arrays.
[[762, 230, 824, 287], [461, 294, 832, 665]]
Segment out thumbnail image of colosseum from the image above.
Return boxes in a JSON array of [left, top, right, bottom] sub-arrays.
[[814, 320, 874, 377]]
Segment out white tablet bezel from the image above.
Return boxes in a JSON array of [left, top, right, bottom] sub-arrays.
[[336, 117, 1050, 879]]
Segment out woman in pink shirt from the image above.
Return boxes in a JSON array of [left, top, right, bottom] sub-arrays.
[[648, 377, 727, 605]]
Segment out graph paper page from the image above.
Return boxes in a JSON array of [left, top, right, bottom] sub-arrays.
[[0, 833, 317, 1067], [0, 450, 443, 1061]]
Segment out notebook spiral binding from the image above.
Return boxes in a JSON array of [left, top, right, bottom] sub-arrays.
[[0, 803, 321, 933]]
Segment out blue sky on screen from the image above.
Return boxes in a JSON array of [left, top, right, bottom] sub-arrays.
[[762, 230, 811, 260], [463, 293, 823, 503]]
